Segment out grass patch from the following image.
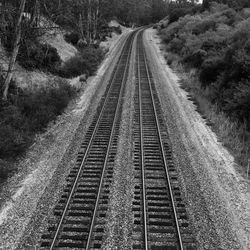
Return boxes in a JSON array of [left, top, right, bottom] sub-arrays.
[[0, 78, 76, 183]]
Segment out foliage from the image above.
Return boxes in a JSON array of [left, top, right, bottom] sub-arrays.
[[169, 8, 193, 23], [58, 47, 104, 78], [0, 78, 76, 160], [160, 2, 250, 128], [41, 0, 169, 29], [17, 42, 61, 71], [203, 0, 250, 10], [64, 32, 80, 46]]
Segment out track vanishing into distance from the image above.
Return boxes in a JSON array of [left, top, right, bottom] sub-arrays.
[[40, 29, 196, 249], [40, 30, 136, 249], [132, 31, 196, 250]]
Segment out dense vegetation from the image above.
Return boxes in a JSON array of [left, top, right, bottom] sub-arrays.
[[160, 1, 250, 168], [0, 78, 76, 181], [58, 47, 105, 78], [0, 0, 170, 183], [161, 2, 250, 126]]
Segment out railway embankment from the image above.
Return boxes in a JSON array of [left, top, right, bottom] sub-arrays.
[[144, 28, 250, 250], [0, 28, 131, 250]]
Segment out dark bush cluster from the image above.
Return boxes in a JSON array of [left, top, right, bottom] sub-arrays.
[[17, 42, 61, 71], [58, 47, 105, 78], [1, 16, 61, 74], [0, 79, 76, 159], [112, 25, 122, 34], [64, 32, 80, 46], [169, 8, 191, 23], [160, 2, 250, 127]]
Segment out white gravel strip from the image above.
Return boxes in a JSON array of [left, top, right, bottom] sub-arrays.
[[143, 28, 250, 250]]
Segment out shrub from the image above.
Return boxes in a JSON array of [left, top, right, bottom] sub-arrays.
[[165, 52, 181, 66], [65, 32, 80, 46], [199, 57, 225, 86], [168, 37, 184, 54], [58, 55, 86, 78], [17, 42, 61, 72], [192, 19, 217, 35], [169, 8, 192, 23], [0, 79, 76, 159], [160, 1, 250, 170], [184, 49, 207, 67], [223, 79, 250, 126], [0, 159, 14, 181], [59, 47, 105, 78], [113, 26, 122, 34], [18, 79, 76, 131]]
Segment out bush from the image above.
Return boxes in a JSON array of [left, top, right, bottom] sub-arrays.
[[223, 80, 250, 125], [18, 79, 76, 131], [58, 47, 105, 78], [65, 32, 80, 46], [160, 1, 250, 170], [199, 57, 225, 86], [184, 49, 207, 67], [0, 79, 76, 159], [168, 37, 184, 54], [0, 159, 17, 181], [113, 25, 122, 34], [169, 8, 192, 23], [193, 19, 217, 35], [17, 42, 61, 72], [0, 105, 30, 157], [165, 52, 181, 66]]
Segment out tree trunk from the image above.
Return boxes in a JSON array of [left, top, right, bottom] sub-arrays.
[[2, 0, 26, 101], [79, 13, 84, 40], [93, 0, 99, 40], [30, 0, 39, 27], [87, 0, 92, 44]]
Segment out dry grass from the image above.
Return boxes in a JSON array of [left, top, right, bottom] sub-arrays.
[[175, 62, 250, 175]]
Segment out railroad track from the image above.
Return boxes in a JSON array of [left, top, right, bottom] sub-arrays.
[[40, 28, 196, 250], [132, 31, 196, 249], [40, 30, 136, 249]]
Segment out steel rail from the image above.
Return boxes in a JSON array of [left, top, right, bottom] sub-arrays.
[[140, 34, 184, 250], [85, 31, 135, 250], [137, 37, 149, 250], [49, 31, 135, 250]]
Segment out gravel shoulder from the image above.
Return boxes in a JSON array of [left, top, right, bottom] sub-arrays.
[[143, 28, 250, 250], [0, 30, 131, 250]]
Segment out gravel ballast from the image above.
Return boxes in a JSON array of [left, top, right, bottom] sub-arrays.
[[143, 28, 250, 250], [1, 27, 249, 250]]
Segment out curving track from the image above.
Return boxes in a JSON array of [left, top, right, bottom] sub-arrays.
[[132, 30, 196, 250], [40, 28, 196, 249], [40, 30, 136, 249]]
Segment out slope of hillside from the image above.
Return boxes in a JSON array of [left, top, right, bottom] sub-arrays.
[[159, 2, 250, 170], [0, 26, 131, 249], [39, 17, 78, 63], [0, 16, 78, 89], [144, 27, 250, 250]]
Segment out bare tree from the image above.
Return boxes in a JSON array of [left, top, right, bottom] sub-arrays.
[[2, 0, 26, 101]]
